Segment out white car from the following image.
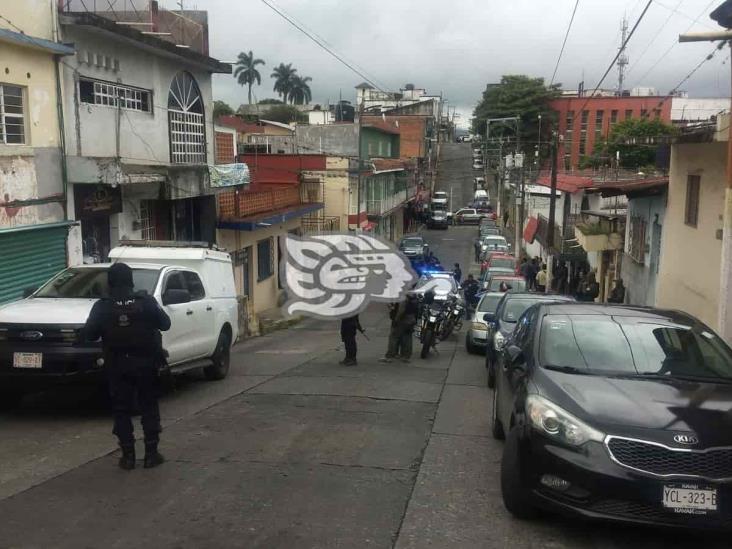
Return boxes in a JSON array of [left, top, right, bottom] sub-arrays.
[[431, 191, 449, 207], [0, 243, 239, 406], [474, 189, 489, 201], [474, 176, 486, 187], [473, 161, 484, 170]]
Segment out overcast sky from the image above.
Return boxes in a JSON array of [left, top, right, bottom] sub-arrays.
[[165, 0, 732, 128]]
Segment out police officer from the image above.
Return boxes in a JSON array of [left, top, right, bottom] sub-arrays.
[[85, 263, 171, 470], [339, 314, 364, 366]]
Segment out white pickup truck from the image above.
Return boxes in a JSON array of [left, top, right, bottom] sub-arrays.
[[0, 242, 239, 408]]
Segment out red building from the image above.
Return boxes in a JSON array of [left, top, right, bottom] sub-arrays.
[[549, 96, 672, 171]]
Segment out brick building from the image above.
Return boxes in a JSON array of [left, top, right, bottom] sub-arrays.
[[550, 96, 672, 171]]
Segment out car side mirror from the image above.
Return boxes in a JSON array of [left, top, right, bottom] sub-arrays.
[[162, 288, 191, 306], [506, 344, 525, 367], [23, 287, 38, 298], [482, 312, 495, 323]]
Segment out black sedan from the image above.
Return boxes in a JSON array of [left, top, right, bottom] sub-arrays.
[[492, 302, 732, 530], [484, 292, 574, 388]]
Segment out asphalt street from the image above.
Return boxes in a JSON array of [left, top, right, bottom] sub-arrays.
[[0, 144, 727, 548]]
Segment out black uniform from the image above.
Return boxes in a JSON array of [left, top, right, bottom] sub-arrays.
[[85, 263, 170, 468], [340, 315, 363, 365]]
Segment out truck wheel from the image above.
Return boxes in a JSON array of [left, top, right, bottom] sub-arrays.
[[204, 330, 231, 380]]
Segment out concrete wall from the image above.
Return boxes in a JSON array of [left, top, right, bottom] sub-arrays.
[[620, 193, 666, 306], [217, 218, 301, 315], [324, 156, 349, 229], [0, 12, 65, 231], [296, 124, 358, 156], [656, 141, 725, 329], [60, 25, 215, 169]]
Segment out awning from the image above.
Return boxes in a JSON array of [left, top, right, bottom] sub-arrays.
[[523, 217, 539, 244], [0, 220, 77, 235], [217, 202, 323, 231], [0, 28, 75, 56]]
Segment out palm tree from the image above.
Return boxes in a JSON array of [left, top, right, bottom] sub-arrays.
[[288, 75, 312, 105], [234, 51, 265, 104], [271, 63, 297, 103]]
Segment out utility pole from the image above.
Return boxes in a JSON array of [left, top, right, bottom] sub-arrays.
[[680, 23, 732, 343], [546, 131, 559, 293]]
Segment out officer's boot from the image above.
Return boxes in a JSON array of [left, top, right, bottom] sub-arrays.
[[119, 444, 136, 470], [143, 440, 165, 469]]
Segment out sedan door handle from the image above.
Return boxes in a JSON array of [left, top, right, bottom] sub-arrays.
[[186, 310, 194, 316], [206, 306, 213, 311]]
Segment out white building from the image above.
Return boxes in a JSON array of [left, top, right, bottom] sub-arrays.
[[57, 7, 231, 264]]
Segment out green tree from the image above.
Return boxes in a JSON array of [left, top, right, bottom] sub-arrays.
[[213, 100, 234, 118], [271, 63, 298, 102], [262, 105, 306, 124], [234, 50, 265, 105], [259, 98, 284, 105], [288, 75, 312, 105], [589, 118, 677, 169], [472, 75, 560, 154]]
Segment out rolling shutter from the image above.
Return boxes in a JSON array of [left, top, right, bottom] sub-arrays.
[[0, 224, 69, 304]]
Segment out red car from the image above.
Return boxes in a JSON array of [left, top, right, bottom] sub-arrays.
[[480, 252, 517, 274]]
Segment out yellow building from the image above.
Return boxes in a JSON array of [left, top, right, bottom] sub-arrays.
[[0, 1, 75, 303], [656, 115, 728, 333]]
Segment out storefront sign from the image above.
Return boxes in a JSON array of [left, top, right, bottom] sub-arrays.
[[209, 163, 250, 188], [74, 185, 122, 217]]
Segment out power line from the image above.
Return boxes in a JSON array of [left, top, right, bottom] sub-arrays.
[[630, 0, 717, 87], [652, 0, 718, 30], [259, 0, 385, 93], [625, 0, 682, 77], [575, 0, 653, 114], [550, 0, 581, 86]]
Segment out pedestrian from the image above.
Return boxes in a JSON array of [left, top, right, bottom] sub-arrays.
[[84, 263, 171, 470], [380, 294, 419, 363], [519, 257, 529, 281], [453, 263, 462, 283], [473, 238, 482, 263], [577, 272, 600, 302], [527, 258, 538, 291], [503, 208, 510, 228], [608, 278, 626, 304], [340, 314, 364, 366], [461, 273, 480, 313], [536, 263, 548, 293]]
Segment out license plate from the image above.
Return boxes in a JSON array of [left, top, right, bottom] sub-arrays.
[[13, 352, 42, 369], [663, 484, 718, 514]]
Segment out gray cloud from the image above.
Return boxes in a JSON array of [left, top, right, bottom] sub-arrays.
[[177, 0, 731, 128]]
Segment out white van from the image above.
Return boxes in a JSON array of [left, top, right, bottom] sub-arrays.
[[0, 242, 239, 406]]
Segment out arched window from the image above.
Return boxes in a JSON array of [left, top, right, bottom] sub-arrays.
[[168, 71, 206, 164]]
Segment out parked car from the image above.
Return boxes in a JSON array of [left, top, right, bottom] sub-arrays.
[[453, 208, 486, 225], [428, 209, 449, 230], [480, 235, 509, 255], [481, 252, 517, 274], [431, 191, 449, 208], [473, 160, 484, 170], [474, 189, 489, 201], [0, 243, 239, 408], [466, 292, 503, 354], [481, 267, 516, 291], [399, 234, 429, 258], [474, 176, 486, 188], [479, 226, 501, 237], [483, 292, 574, 389], [492, 303, 732, 530], [486, 275, 527, 293]]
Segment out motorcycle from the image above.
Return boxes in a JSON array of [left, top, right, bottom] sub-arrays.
[[440, 293, 464, 339], [416, 298, 447, 359]]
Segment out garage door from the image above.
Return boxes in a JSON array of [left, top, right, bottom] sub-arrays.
[[0, 224, 70, 304]]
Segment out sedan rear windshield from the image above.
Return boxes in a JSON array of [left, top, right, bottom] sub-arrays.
[[35, 268, 160, 299], [478, 294, 502, 313], [490, 258, 515, 269], [401, 238, 423, 247], [540, 314, 732, 380], [502, 298, 544, 322]]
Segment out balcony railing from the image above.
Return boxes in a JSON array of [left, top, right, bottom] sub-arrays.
[[59, 0, 208, 54], [367, 189, 408, 216], [218, 187, 300, 219], [302, 216, 340, 233]]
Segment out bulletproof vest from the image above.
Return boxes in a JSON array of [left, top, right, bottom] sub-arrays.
[[104, 295, 159, 355], [404, 298, 419, 317]]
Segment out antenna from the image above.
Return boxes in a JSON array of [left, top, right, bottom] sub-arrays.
[[617, 16, 629, 95]]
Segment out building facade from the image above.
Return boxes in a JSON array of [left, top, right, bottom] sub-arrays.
[[550, 96, 673, 171], [57, 7, 231, 265], [0, 1, 75, 303]]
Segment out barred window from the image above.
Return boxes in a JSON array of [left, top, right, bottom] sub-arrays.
[[685, 175, 700, 228], [79, 78, 151, 113], [168, 71, 206, 164], [0, 84, 25, 144], [257, 237, 274, 281], [627, 216, 647, 264]]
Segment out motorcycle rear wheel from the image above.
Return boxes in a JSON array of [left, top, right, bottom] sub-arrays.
[[421, 327, 435, 359]]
